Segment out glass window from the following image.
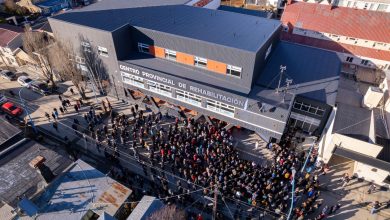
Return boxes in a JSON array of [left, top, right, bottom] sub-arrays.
[[147, 81, 172, 97], [138, 43, 150, 54], [81, 41, 91, 52], [97, 46, 108, 57], [121, 72, 144, 88], [165, 49, 177, 61], [206, 99, 235, 117], [226, 65, 242, 78], [176, 90, 202, 107], [194, 56, 207, 68], [378, 4, 388, 11]]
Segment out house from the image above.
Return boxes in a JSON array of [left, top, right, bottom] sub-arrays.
[[0, 24, 24, 68], [281, 1, 390, 70]]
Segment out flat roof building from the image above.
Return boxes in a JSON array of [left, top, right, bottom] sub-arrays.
[[49, 3, 341, 140]]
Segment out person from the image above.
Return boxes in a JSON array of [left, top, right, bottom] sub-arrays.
[[53, 108, 59, 119], [255, 141, 259, 150], [74, 104, 79, 113], [9, 90, 15, 97], [341, 173, 350, 188], [52, 121, 58, 131], [370, 201, 380, 214], [58, 95, 63, 102], [45, 112, 50, 122], [59, 107, 64, 114], [51, 112, 56, 121], [368, 184, 376, 194], [70, 87, 75, 95]]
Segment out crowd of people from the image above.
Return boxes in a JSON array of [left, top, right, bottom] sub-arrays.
[[82, 100, 337, 219]]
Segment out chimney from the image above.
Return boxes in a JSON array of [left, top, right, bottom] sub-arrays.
[[29, 156, 55, 184], [287, 0, 293, 5]]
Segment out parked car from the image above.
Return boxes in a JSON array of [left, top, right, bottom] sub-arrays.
[[0, 70, 16, 81], [0, 94, 7, 104], [30, 81, 50, 95], [17, 76, 34, 87], [1, 102, 23, 116]]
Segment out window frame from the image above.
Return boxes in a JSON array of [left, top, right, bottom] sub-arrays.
[[97, 46, 108, 57], [138, 43, 150, 54], [164, 49, 177, 61], [226, 64, 242, 78], [194, 56, 207, 68]]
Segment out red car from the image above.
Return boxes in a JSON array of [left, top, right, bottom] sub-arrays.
[[1, 102, 23, 116]]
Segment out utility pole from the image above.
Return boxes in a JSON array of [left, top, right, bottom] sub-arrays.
[[276, 65, 286, 93], [212, 184, 218, 220]]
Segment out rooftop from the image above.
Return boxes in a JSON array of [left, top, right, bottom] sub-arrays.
[[280, 33, 390, 62], [0, 139, 72, 206], [127, 196, 163, 220], [32, 159, 131, 220], [281, 2, 390, 43], [77, 0, 189, 11], [0, 24, 23, 48], [0, 117, 20, 145], [256, 41, 341, 105], [218, 5, 272, 18], [51, 5, 280, 51]]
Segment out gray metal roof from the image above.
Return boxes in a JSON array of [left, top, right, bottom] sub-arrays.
[[334, 147, 390, 172], [51, 5, 280, 51], [33, 159, 131, 220], [77, 0, 189, 12], [256, 42, 341, 105], [218, 5, 272, 18], [0, 117, 20, 145], [0, 140, 72, 206], [127, 196, 163, 220], [332, 103, 372, 142]]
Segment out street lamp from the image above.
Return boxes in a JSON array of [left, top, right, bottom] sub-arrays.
[[18, 87, 37, 133]]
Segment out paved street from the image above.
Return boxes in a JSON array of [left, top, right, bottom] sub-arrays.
[[1, 69, 390, 220]]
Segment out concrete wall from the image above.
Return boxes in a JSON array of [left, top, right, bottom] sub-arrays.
[[318, 106, 336, 162], [354, 162, 390, 187], [48, 18, 126, 98]]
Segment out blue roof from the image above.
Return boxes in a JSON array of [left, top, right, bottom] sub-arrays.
[[256, 41, 341, 104], [50, 5, 280, 52], [218, 5, 272, 18]]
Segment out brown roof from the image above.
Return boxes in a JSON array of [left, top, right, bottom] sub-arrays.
[[281, 32, 390, 62], [0, 24, 23, 48], [281, 2, 390, 43]]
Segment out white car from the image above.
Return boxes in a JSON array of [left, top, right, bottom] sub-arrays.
[[17, 76, 34, 87]]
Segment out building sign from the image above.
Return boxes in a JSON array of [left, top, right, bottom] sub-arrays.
[[119, 63, 246, 108]]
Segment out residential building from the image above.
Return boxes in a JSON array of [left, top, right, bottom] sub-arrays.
[[281, 1, 390, 70], [0, 24, 24, 68], [294, 0, 390, 12], [18, 159, 132, 220]]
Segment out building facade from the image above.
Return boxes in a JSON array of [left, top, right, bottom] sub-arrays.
[[48, 2, 341, 141]]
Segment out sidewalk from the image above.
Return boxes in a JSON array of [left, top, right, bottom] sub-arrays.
[[317, 156, 390, 219]]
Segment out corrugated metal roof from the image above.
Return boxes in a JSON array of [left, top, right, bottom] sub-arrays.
[[127, 196, 163, 220], [281, 33, 390, 62], [34, 159, 131, 220], [281, 2, 390, 43], [77, 0, 189, 12], [332, 103, 372, 141], [51, 5, 280, 51], [218, 5, 272, 18], [256, 41, 341, 105], [0, 24, 23, 48]]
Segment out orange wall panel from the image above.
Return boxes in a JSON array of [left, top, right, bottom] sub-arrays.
[[207, 59, 227, 74], [176, 52, 194, 65], [149, 46, 165, 58]]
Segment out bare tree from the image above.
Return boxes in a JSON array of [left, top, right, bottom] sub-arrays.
[[50, 41, 87, 99], [79, 35, 109, 95], [148, 205, 186, 220], [22, 28, 57, 88]]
